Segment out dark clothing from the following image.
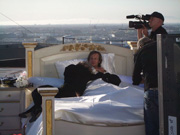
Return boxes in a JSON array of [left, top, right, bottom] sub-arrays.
[[134, 48, 141, 63], [134, 40, 154, 63], [91, 72, 121, 86], [132, 41, 159, 135], [102, 73, 121, 86], [132, 41, 158, 91], [149, 26, 167, 41], [61, 64, 93, 96]]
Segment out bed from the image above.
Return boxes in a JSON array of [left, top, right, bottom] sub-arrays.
[[22, 42, 145, 135]]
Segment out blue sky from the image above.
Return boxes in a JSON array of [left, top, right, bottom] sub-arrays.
[[0, 0, 180, 25]]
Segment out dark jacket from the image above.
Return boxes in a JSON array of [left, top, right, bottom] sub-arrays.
[[57, 63, 93, 97], [132, 41, 158, 91], [149, 26, 168, 41]]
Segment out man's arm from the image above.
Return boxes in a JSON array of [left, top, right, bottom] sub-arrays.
[[132, 51, 143, 85], [137, 26, 149, 40], [137, 29, 143, 40]]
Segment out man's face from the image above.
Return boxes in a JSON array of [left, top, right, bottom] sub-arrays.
[[89, 53, 100, 68], [149, 16, 162, 28]]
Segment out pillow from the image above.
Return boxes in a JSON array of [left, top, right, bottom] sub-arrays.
[[28, 77, 64, 88], [101, 53, 116, 74], [55, 53, 116, 78], [55, 59, 86, 79]]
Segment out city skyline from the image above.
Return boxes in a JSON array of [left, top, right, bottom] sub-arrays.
[[0, 0, 180, 25]]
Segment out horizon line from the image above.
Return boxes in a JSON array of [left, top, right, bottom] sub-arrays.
[[0, 22, 180, 26]]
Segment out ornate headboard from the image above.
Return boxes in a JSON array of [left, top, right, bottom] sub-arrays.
[[23, 43, 134, 78]]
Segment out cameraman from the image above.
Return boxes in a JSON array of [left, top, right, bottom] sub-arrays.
[[137, 11, 168, 41]]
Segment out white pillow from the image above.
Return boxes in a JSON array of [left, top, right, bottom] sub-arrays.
[[55, 59, 86, 79], [28, 77, 64, 88], [101, 53, 116, 74], [55, 53, 116, 78]]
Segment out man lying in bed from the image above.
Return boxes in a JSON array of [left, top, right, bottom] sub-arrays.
[[87, 51, 121, 85], [19, 51, 121, 123]]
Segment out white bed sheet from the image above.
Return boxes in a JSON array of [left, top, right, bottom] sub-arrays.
[[25, 78, 144, 135]]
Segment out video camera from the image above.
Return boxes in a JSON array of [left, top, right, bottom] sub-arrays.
[[126, 14, 151, 29]]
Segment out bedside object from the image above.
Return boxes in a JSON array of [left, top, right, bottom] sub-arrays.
[[0, 87, 33, 135]]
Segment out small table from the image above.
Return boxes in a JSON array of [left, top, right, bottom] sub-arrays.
[[0, 86, 33, 135]]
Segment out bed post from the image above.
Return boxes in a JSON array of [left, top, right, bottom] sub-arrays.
[[22, 42, 37, 78], [38, 87, 58, 135]]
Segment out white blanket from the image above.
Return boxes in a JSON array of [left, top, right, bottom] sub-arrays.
[[25, 79, 144, 135]]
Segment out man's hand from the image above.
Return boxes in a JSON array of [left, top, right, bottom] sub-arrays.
[[96, 67, 106, 73]]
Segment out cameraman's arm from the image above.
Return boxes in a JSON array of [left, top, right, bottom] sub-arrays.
[[137, 26, 148, 40], [137, 29, 143, 40], [142, 26, 148, 37]]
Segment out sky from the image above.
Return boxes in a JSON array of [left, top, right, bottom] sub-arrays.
[[0, 0, 180, 25]]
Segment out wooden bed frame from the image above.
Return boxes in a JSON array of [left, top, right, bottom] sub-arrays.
[[23, 42, 145, 135]]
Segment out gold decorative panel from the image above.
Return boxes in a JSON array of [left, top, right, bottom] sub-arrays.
[[27, 51, 32, 78], [46, 100, 52, 135]]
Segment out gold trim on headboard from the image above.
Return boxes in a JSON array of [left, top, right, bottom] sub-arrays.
[[27, 51, 32, 78], [46, 99, 52, 135], [61, 43, 106, 52], [22, 42, 38, 46]]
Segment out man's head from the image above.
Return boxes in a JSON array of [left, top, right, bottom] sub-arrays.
[[151, 12, 164, 22], [87, 51, 102, 68], [149, 11, 164, 30], [137, 37, 152, 49]]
